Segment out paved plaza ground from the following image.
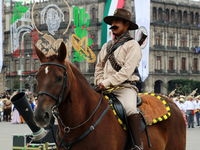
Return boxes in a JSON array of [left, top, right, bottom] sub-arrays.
[[0, 121, 200, 149]]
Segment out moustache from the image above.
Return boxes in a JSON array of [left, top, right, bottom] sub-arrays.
[[109, 26, 119, 29]]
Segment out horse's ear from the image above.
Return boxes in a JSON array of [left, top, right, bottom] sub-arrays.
[[34, 44, 46, 62], [58, 42, 67, 62]]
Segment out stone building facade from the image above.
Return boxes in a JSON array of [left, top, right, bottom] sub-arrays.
[[0, 0, 5, 93], [145, 0, 200, 94], [2, 0, 200, 94]]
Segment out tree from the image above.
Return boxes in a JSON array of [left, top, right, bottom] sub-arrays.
[[169, 79, 200, 95], [13, 76, 25, 90]]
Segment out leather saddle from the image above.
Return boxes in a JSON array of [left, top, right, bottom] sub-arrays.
[[106, 93, 151, 149], [106, 93, 145, 132]]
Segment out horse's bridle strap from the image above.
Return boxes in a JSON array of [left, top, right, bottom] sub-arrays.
[[37, 91, 58, 101], [38, 62, 68, 108], [41, 62, 66, 71]]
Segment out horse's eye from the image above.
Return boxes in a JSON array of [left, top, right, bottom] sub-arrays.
[[57, 76, 63, 82]]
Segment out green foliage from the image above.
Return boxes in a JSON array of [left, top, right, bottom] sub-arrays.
[[13, 76, 25, 90], [170, 79, 200, 95], [13, 76, 20, 89], [72, 50, 86, 62]]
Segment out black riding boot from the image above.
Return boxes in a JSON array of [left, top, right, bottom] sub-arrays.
[[128, 114, 143, 150]]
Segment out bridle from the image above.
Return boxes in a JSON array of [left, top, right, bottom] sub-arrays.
[[36, 62, 112, 150], [37, 62, 68, 109]]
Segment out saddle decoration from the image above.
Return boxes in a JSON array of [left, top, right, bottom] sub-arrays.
[[105, 92, 171, 130], [138, 93, 171, 126], [105, 95, 127, 130]]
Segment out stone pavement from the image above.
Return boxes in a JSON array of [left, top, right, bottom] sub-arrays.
[[0, 122, 31, 150], [0, 121, 200, 149]]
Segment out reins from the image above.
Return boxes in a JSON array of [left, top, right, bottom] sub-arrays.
[[37, 62, 112, 150]]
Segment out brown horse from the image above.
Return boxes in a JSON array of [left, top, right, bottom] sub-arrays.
[[33, 42, 186, 150]]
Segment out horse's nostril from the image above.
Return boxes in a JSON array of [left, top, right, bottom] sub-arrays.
[[44, 112, 49, 122]]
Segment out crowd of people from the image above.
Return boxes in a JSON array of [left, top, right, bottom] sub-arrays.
[[170, 94, 200, 128], [0, 91, 38, 124], [1, 89, 200, 129]]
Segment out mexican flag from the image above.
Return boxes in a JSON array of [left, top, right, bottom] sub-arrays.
[[101, 0, 124, 47]]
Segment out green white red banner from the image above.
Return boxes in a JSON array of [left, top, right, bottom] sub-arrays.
[[101, 0, 124, 47]]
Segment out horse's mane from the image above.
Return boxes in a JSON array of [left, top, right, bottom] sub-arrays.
[[68, 62, 93, 89]]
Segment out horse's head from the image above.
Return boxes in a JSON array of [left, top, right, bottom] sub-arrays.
[[33, 42, 68, 127]]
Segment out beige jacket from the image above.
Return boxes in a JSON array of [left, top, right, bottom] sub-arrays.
[[95, 39, 142, 88]]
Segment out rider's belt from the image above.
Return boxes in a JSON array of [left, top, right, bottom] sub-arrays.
[[122, 81, 136, 85]]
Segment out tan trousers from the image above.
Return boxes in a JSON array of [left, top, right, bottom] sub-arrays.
[[112, 84, 139, 116]]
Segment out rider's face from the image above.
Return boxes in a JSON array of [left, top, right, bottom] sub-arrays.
[[111, 19, 130, 38]]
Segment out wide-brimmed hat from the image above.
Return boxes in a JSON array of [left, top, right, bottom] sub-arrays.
[[104, 8, 138, 30], [185, 95, 194, 100], [195, 95, 200, 99], [179, 98, 185, 102]]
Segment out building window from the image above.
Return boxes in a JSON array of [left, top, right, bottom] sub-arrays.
[[34, 59, 39, 71], [190, 12, 194, 25], [168, 36, 173, 46], [166, 9, 169, 22], [155, 35, 161, 45], [91, 7, 97, 22], [183, 11, 187, 24], [64, 11, 69, 23], [25, 59, 30, 71], [171, 9, 175, 22], [153, 7, 157, 21], [34, 14, 40, 26], [194, 58, 198, 71], [178, 10, 182, 23], [181, 37, 186, 47], [195, 13, 199, 26], [15, 60, 20, 71], [169, 57, 174, 70], [156, 56, 161, 70], [182, 57, 186, 71], [17, 21, 21, 28], [158, 8, 162, 21], [193, 38, 198, 48]]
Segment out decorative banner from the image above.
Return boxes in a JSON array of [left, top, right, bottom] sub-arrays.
[[9, 1, 96, 63], [135, 0, 150, 82], [10, 2, 36, 58], [0, 0, 2, 73], [101, 0, 124, 47], [71, 6, 96, 63]]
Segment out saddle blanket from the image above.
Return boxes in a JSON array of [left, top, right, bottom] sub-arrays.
[[105, 93, 171, 128], [138, 93, 171, 126]]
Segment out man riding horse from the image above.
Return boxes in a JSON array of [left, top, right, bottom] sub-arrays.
[[95, 8, 143, 150]]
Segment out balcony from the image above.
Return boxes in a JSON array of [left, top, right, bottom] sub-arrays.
[[153, 45, 165, 50], [154, 69, 164, 74], [179, 47, 189, 51], [192, 70, 200, 74], [167, 46, 177, 50], [180, 70, 188, 74], [167, 69, 176, 73]]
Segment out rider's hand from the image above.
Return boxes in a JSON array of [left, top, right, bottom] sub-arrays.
[[98, 82, 106, 91]]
